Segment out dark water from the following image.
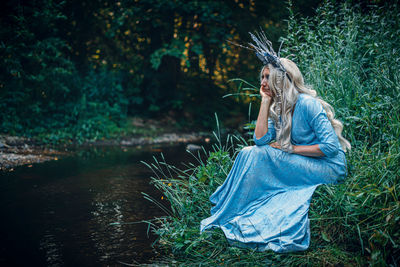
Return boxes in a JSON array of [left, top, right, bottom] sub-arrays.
[[0, 143, 202, 266]]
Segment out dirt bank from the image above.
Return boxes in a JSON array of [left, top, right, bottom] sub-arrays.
[[0, 132, 210, 172], [0, 135, 67, 171]]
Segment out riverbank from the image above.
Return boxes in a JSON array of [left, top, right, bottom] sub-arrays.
[[0, 135, 68, 171], [0, 116, 212, 172]]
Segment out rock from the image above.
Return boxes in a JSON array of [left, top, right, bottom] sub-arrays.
[[186, 144, 202, 151], [0, 142, 10, 148], [121, 140, 132, 146], [131, 117, 145, 127]]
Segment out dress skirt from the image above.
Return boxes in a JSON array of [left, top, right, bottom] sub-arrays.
[[200, 144, 347, 253]]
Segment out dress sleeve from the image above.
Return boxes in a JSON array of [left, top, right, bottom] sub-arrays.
[[253, 118, 276, 146], [304, 97, 340, 157]]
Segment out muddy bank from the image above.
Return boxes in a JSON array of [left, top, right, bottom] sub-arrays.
[[88, 132, 208, 146], [0, 135, 67, 171], [0, 132, 210, 172]]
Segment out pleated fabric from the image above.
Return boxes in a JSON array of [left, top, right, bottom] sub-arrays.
[[200, 94, 347, 252]]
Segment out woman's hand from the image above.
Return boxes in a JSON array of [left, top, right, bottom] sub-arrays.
[[269, 142, 281, 149], [260, 85, 272, 102]]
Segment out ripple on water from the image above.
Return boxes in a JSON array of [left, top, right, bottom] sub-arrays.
[[0, 144, 203, 265]]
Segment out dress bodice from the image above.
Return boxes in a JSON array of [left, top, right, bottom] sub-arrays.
[[253, 93, 344, 158]]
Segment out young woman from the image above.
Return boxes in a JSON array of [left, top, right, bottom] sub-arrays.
[[200, 33, 351, 252]]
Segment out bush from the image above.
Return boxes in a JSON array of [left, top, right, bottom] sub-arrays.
[[0, 1, 129, 144]]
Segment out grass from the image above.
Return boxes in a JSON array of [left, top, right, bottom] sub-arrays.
[[143, 1, 400, 265]]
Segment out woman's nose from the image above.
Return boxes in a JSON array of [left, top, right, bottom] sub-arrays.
[[261, 79, 268, 86]]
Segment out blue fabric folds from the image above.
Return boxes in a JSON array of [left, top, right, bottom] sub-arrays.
[[253, 118, 276, 146], [200, 94, 347, 253]]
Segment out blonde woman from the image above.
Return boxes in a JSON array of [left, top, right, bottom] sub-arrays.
[[200, 33, 350, 252]]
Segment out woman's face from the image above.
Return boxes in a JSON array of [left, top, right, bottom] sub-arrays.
[[261, 67, 273, 96], [261, 67, 269, 87]]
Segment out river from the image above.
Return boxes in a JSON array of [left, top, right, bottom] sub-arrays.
[[0, 143, 204, 266]]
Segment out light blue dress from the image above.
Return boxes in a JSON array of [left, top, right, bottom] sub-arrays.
[[200, 93, 347, 253]]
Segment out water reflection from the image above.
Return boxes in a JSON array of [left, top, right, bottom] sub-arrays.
[[0, 143, 202, 266], [39, 232, 63, 266]]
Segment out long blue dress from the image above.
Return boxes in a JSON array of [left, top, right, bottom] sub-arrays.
[[200, 93, 347, 253]]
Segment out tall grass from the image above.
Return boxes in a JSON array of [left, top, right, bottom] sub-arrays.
[[143, 1, 400, 265]]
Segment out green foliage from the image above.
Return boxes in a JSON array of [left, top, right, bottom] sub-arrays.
[[1, 1, 72, 135], [0, 1, 129, 143], [281, 0, 400, 149], [142, 135, 246, 262], [144, 1, 400, 265], [281, 5, 400, 263], [150, 40, 188, 70], [196, 150, 231, 184], [0, 0, 321, 140]]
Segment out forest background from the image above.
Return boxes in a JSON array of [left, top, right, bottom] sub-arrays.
[[0, 0, 321, 144]]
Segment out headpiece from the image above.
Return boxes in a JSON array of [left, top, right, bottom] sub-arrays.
[[248, 31, 286, 72], [229, 30, 286, 73]]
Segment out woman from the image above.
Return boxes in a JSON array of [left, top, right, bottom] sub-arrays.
[[200, 33, 350, 253]]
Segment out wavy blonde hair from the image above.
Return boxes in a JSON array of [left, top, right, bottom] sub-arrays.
[[260, 58, 351, 153]]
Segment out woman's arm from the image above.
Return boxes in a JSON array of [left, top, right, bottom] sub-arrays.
[[277, 96, 339, 158], [292, 144, 325, 157], [269, 142, 325, 157], [254, 97, 272, 139]]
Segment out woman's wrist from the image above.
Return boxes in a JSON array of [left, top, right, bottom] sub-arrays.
[[261, 97, 271, 104]]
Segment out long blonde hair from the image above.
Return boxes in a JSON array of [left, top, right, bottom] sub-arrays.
[[260, 58, 351, 153]]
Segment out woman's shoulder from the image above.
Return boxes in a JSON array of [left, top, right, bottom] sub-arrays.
[[298, 93, 316, 103], [298, 93, 321, 107], [297, 93, 324, 119]]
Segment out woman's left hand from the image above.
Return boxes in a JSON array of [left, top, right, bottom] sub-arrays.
[[269, 142, 281, 149]]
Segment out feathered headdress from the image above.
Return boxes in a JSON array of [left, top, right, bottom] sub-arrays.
[[230, 30, 286, 73], [249, 31, 286, 72]]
